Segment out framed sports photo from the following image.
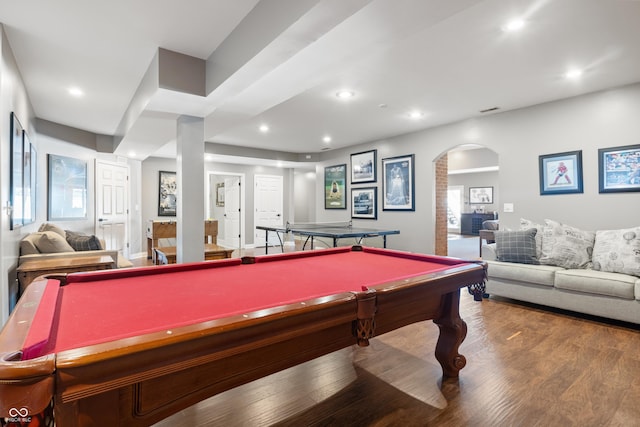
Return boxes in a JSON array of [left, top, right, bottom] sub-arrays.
[[598, 144, 640, 193], [382, 154, 415, 211], [539, 151, 583, 195], [324, 164, 347, 209]]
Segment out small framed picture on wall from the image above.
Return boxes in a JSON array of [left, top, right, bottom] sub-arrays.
[[351, 187, 377, 219], [469, 187, 493, 204]]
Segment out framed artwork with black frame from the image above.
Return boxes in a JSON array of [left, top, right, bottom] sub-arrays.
[[158, 170, 177, 216], [9, 112, 24, 229], [351, 187, 377, 219], [350, 149, 377, 184], [23, 133, 36, 226], [598, 144, 640, 193], [382, 154, 415, 211], [469, 186, 493, 204], [48, 154, 88, 220], [324, 164, 347, 209], [216, 182, 225, 207], [539, 150, 583, 195]]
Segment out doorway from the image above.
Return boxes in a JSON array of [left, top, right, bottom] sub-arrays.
[[447, 185, 463, 234], [254, 174, 284, 247], [207, 172, 245, 250], [95, 160, 130, 258]]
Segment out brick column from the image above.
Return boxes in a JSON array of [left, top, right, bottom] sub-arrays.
[[434, 154, 448, 256]]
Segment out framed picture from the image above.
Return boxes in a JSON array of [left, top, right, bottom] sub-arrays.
[[382, 154, 415, 211], [350, 149, 377, 183], [324, 164, 347, 209], [23, 134, 36, 225], [539, 151, 583, 195], [158, 170, 177, 216], [216, 182, 225, 207], [598, 144, 640, 193], [351, 187, 377, 219], [469, 186, 493, 204], [48, 154, 88, 220], [9, 112, 24, 229]]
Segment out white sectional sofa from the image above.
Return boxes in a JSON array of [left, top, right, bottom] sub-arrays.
[[482, 220, 640, 325]]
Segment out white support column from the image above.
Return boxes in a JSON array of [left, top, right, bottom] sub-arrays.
[[176, 115, 205, 263]]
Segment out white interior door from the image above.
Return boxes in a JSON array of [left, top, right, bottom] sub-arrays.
[[95, 160, 129, 257], [254, 174, 283, 247], [224, 176, 241, 248]]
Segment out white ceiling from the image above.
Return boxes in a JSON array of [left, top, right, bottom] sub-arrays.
[[2, 0, 640, 162]]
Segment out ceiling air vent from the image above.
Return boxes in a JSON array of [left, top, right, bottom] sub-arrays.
[[479, 106, 500, 113]]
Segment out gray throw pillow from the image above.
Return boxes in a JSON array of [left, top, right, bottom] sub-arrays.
[[494, 229, 539, 264], [65, 230, 102, 251]]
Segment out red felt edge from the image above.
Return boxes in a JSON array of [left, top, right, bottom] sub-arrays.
[[251, 246, 352, 263], [361, 246, 467, 265], [22, 280, 61, 360], [65, 258, 243, 283]]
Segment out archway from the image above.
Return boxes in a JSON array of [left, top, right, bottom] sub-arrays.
[[434, 145, 499, 258]]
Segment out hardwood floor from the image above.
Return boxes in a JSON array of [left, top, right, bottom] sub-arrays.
[[129, 247, 640, 426]]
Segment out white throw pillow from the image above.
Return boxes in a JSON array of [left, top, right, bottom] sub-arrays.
[[539, 219, 595, 269], [592, 227, 640, 277]]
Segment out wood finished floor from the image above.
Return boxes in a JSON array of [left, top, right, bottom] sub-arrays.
[[131, 242, 640, 426]]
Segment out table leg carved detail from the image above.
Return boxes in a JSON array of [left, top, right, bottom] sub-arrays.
[[354, 290, 377, 346], [466, 260, 489, 301], [434, 291, 468, 378]]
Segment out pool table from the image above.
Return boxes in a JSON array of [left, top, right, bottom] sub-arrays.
[[0, 246, 486, 427]]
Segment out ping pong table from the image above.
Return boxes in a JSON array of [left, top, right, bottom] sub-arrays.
[[256, 221, 400, 254]]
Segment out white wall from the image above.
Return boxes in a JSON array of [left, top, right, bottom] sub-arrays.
[[1, 26, 36, 322], [314, 82, 640, 254], [293, 169, 316, 223]]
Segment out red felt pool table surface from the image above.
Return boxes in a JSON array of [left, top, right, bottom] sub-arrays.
[[0, 246, 486, 427], [28, 246, 460, 358]]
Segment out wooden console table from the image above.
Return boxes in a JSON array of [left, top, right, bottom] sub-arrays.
[[154, 244, 234, 265], [146, 220, 219, 261], [17, 255, 115, 294]]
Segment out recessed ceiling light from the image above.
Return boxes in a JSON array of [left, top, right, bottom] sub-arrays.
[[336, 90, 355, 99], [259, 124, 270, 133], [323, 135, 332, 143], [408, 110, 424, 119], [502, 18, 525, 32], [68, 87, 84, 97], [565, 69, 583, 80]]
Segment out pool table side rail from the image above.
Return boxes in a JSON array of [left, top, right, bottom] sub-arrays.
[[0, 279, 56, 415]]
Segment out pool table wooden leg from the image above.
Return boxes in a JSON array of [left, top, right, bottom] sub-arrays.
[[433, 290, 468, 378]]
